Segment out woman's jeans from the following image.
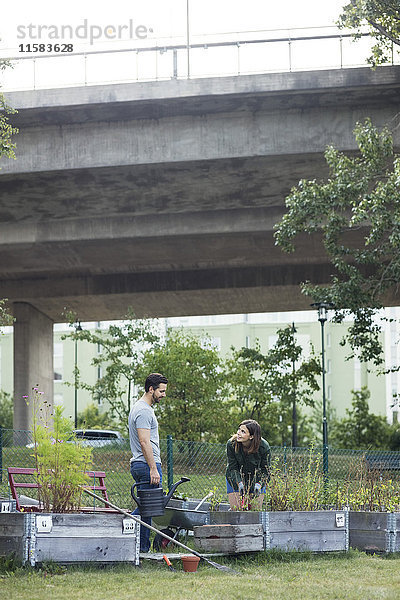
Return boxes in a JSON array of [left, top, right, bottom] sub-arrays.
[[130, 461, 162, 552]]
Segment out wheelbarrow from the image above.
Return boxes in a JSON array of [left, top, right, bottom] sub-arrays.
[[152, 492, 213, 551]]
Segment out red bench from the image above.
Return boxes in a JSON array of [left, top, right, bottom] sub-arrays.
[[8, 467, 111, 512]]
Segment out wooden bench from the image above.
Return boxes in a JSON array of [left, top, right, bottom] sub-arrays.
[[365, 454, 400, 473], [8, 467, 111, 512]]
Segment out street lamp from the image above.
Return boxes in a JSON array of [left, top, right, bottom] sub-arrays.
[[74, 321, 83, 429], [291, 322, 297, 448], [311, 302, 334, 482]]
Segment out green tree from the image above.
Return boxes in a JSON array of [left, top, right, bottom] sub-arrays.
[[0, 390, 13, 429], [330, 387, 391, 449], [389, 423, 400, 450], [137, 329, 225, 441], [0, 299, 14, 327], [0, 60, 18, 162], [63, 311, 161, 426], [77, 403, 119, 432], [275, 118, 400, 368], [338, 1, 400, 67], [225, 326, 321, 446], [309, 397, 338, 446]]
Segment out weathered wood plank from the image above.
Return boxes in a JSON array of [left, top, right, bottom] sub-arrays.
[[0, 513, 26, 536], [0, 513, 27, 560], [269, 530, 347, 552], [269, 511, 345, 533], [195, 535, 264, 552], [50, 513, 125, 528], [349, 512, 388, 531], [210, 512, 261, 525], [194, 523, 264, 552], [33, 513, 134, 538], [194, 524, 263, 538], [35, 536, 138, 563], [349, 530, 389, 552]]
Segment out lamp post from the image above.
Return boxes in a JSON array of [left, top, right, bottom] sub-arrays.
[[74, 321, 83, 429], [311, 302, 334, 482], [291, 322, 297, 448]]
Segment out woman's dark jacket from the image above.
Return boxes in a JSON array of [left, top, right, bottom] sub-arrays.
[[225, 437, 271, 492]]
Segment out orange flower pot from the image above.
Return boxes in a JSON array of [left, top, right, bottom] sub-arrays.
[[181, 555, 200, 572]]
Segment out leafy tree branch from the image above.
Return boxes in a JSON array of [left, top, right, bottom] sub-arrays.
[[338, 0, 400, 66], [274, 118, 400, 367]]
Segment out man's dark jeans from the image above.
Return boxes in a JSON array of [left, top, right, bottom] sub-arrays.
[[130, 460, 162, 552]]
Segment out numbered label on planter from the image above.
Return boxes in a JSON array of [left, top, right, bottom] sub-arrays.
[[123, 518, 136, 534], [0, 502, 11, 513], [36, 515, 53, 533], [335, 513, 345, 528]]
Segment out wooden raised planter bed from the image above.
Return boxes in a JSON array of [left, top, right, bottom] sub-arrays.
[[0, 512, 140, 566], [349, 512, 400, 553], [202, 510, 349, 553]]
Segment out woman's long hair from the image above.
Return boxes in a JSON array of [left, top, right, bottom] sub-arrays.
[[231, 419, 262, 454]]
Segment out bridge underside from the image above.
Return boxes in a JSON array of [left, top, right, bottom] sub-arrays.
[[2, 66, 400, 321], [0, 153, 336, 320]]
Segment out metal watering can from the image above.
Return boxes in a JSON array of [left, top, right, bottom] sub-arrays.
[[131, 476, 190, 518]]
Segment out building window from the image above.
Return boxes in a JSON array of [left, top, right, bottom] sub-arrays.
[[327, 359, 332, 375], [54, 342, 63, 381], [354, 357, 361, 390], [245, 336, 250, 349], [327, 386, 332, 401], [326, 333, 331, 348], [54, 393, 64, 407]]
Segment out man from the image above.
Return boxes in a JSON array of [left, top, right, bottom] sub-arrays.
[[128, 372, 168, 552]]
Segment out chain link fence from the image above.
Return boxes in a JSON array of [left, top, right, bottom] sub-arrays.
[[1, 428, 400, 509]]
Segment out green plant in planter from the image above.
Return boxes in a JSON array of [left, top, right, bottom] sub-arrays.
[[208, 486, 225, 511], [26, 387, 93, 512], [265, 449, 325, 511], [337, 458, 400, 512]]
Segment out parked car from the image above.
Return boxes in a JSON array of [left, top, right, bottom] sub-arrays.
[[26, 429, 125, 448], [73, 429, 125, 447]]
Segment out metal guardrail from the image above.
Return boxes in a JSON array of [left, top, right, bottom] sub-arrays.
[[1, 28, 398, 91], [1, 428, 400, 508]]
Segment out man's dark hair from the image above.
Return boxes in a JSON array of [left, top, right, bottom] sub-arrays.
[[145, 372, 168, 392]]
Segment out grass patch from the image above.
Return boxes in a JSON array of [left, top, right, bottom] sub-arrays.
[[1, 551, 400, 600]]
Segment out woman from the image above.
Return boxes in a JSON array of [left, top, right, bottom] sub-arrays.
[[225, 419, 271, 510]]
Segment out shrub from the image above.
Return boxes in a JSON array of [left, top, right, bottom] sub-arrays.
[[26, 387, 93, 512]]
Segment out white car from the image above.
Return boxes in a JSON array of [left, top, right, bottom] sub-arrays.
[[73, 429, 125, 447], [26, 429, 125, 448]]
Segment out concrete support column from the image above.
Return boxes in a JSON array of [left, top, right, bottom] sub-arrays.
[[13, 302, 54, 431]]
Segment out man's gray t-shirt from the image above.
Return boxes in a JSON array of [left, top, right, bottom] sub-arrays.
[[128, 399, 161, 464]]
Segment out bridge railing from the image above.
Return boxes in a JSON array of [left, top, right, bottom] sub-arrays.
[[1, 26, 399, 92]]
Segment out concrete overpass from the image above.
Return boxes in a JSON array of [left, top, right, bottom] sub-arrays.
[[1, 65, 400, 428]]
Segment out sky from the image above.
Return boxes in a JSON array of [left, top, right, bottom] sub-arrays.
[[1, 0, 347, 54], [0, 1, 355, 90]]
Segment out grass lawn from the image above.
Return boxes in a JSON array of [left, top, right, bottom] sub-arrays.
[[2, 550, 400, 600]]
